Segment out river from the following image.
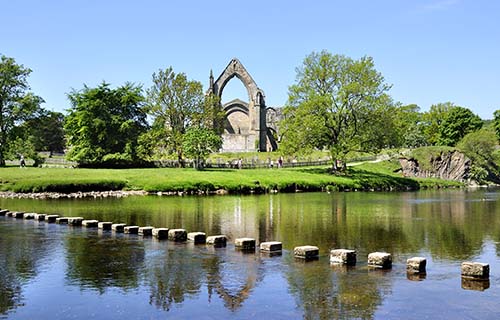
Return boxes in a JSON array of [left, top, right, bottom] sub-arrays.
[[1, 189, 499, 319]]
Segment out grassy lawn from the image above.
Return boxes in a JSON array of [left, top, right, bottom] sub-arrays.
[[0, 159, 463, 194]]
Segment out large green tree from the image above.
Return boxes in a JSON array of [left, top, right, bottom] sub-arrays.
[[144, 67, 224, 164], [437, 106, 482, 146], [23, 110, 65, 154], [280, 51, 393, 171], [421, 102, 454, 145], [182, 127, 222, 170], [493, 109, 500, 141], [64, 82, 147, 167], [0, 55, 44, 166]]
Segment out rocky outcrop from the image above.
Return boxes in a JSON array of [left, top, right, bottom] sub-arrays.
[[399, 150, 471, 182]]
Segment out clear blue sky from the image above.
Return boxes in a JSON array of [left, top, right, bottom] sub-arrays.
[[1, 0, 499, 119]]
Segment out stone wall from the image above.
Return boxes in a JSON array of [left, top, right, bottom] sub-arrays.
[[221, 133, 257, 152]]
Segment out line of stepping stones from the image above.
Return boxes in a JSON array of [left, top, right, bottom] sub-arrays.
[[0, 208, 490, 282]]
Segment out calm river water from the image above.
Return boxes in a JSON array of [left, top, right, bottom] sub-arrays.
[[1, 189, 500, 319]]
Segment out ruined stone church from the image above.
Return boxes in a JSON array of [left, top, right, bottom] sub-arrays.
[[207, 59, 279, 152]]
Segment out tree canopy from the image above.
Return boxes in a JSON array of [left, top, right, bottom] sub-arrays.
[[64, 82, 147, 167], [437, 106, 482, 146], [182, 127, 222, 170], [0, 55, 44, 166], [144, 67, 224, 164], [280, 51, 393, 170]]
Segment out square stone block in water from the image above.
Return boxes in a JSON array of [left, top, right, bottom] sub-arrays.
[[153, 228, 169, 239], [35, 213, 46, 221], [206, 235, 227, 247], [188, 232, 206, 244], [260, 241, 282, 253], [22, 213, 35, 219], [56, 217, 69, 224], [46, 215, 59, 223], [461, 262, 489, 279], [0, 209, 9, 216], [168, 229, 187, 242], [12, 212, 25, 219], [23, 213, 36, 220], [98, 222, 113, 230], [124, 226, 139, 234], [407, 257, 427, 274], [368, 252, 392, 269], [294, 245, 319, 260], [139, 227, 154, 236], [67, 217, 84, 226], [112, 223, 126, 232], [330, 249, 357, 265], [82, 220, 99, 227], [6, 211, 14, 217], [235, 238, 256, 250]]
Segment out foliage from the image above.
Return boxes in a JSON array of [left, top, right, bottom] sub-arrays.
[[23, 110, 65, 154], [437, 106, 482, 146], [64, 82, 148, 167], [182, 127, 222, 170], [145, 67, 204, 164], [457, 129, 499, 183], [280, 51, 393, 171], [494, 109, 500, 141], [0, 54, 44, 166], [391, 104, 427, 147], [421, 102, 454, 145], [408, 146, 456, 171], [5, 136, 44, 167]]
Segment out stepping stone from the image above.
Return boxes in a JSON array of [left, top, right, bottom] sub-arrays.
[[206, 235, 227, 247], [407, 257, 426, 274], [330, 249, 357, 265], [368, 252, 392, 269], [6, 211, 14, 217], [98, 222, 113, 230], [124, 226, 139, 234], [23, 213, 36, 220], [0, 209, 9, 216], [12, 212, 25, 219], [294, 245, 319, 260], [139, 227, 154, 236], [461, 261, 489, 279], [168, 229, 187, 242], [82, 220, 99, 227], [46, 215, 59, 223], [35, 213, 46, 221], [187, 232, 206, 244], [67, 217, 84, 226], [260, 241, 282, 253], [112, 223, 126, 232], [153, 228, 169, 239], [56, 217, 69, 224], [235, 238, 256, 250]]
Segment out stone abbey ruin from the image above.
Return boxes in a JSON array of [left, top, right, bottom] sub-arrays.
[[208, 58, 280, 152]]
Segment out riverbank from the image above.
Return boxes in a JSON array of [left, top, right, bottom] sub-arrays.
[[0, 160, 464, 197]]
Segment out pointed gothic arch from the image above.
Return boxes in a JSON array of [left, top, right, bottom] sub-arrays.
[[208, 58, 276, 152]]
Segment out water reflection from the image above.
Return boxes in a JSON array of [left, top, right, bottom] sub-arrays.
[[1, 188, 500, 318], [0, 221, 53, 315], [64, 232, 145, 293]]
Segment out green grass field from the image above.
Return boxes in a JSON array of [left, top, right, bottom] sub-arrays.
[[0, 159, 462, 194]]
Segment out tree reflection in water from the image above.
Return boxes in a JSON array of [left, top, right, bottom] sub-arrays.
[[0, 222, 52, 315], [64, 233, 145, 293]]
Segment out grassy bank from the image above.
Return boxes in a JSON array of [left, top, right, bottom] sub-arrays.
[[0, 160, 463, 194]]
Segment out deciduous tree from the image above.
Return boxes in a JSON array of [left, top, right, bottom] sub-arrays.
[[437, 106, 482, 146], [64, 82, 147, 167], [0, 55, 44, 166], [182, 127, 222, 170], [280, 51, 392, 171]]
